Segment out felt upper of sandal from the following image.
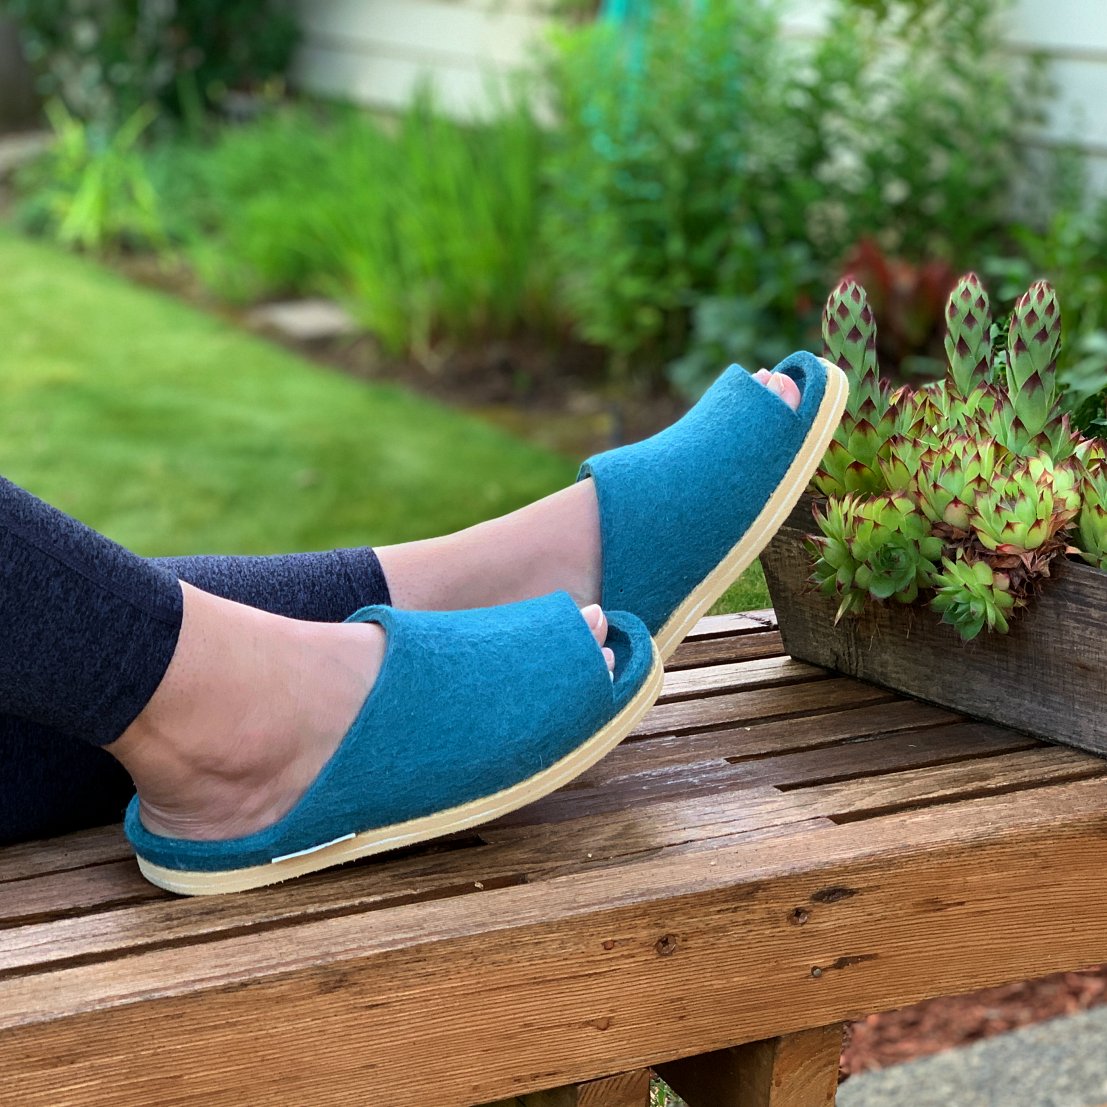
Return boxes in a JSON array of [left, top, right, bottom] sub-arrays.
[[577, 351, 828, 635], [124, 591, 653, 873]]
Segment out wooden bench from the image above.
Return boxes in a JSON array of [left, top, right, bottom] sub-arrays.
[[4, 611, 1107, 1107]]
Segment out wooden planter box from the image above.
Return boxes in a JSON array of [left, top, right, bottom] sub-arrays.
[[760, 496, 1107, 756]]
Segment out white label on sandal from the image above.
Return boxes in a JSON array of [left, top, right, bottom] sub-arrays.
[[271, 832, 356, 863]]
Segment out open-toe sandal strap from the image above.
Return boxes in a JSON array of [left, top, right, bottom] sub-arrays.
[[577, 353, 827, 631]]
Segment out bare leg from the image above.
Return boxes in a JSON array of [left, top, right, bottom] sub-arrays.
[[377, 370, 800, 612]]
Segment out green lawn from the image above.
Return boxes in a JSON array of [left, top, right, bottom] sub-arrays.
[[1, 230, 576, 555], [0, 230, 768, 609]]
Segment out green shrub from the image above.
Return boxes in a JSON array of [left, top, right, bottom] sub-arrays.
[[543, 0, 809, 386], [150, 94, 555, 357], [543, 0, 1039, 392], [333, 93, 556, 357], [796, 0, 1041, 264], [3, 0, 298, 123], [986, 152, 1107, 434], [15, 100, 164, 253]]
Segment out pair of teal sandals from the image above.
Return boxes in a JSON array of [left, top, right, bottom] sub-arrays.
[[126, 353, 849, 895]]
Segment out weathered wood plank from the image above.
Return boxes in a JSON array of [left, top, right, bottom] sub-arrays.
[[656, 1024, 843, 1107], [6, 777, 1107, 1105], [761, 500, 1107, 755], [0, 825, 131, 882], [666, 630, 784, 672], [0, 703, 968, 924], [0, 697, 962, 904], [490, 726, 1063, 830], [581, 700, 963, 786], [0, 811, 821, 974], [632, 679, 896, 739], [0, 859, 161, 925], [3, 738, 1093, 975], [659, 657, 827, 703], [576, 1069, 652, 1107], [684, 612, 777, 639]]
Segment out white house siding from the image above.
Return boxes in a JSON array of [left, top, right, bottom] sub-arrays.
[[292, 0, 1107, 179], [291, 0, 553, 118]]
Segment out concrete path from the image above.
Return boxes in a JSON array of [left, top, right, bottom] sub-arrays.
[[837, 1006, 1107, 1107]]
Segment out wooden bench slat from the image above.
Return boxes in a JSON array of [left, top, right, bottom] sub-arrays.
[[0, 825, 132, 883], [582, 699, 962, 785], [6, 776, 1107, 1106], [491, 723, 1055, 830], [683, 611, 777, 639], [666, 629, 784, 671], [659, 656, 827, 703], [8, 773, 1107, 1026], [632, 678, 897, 739], [0, 807, 834, 972], [0, 697, 965, 902], [5, 733, 1087, 969], [0, 859, 161, 925]]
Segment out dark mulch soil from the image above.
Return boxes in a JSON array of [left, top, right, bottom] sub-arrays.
[[839, 965, 1107, 1079]]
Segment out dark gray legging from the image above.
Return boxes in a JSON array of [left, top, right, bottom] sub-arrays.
[[0, 475, 391, 845]]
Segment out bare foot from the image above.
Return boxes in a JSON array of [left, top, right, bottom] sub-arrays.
[[376, 369, 802, 612], [107, 584, 614, 841]]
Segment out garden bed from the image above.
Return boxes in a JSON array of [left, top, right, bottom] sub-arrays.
[[840, 965, 1107, 1077]]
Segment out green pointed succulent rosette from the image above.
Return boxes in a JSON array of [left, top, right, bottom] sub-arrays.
[[804, 271, 1107, 642], [814, 278, 896, 497], [944, 273, 994, 397], [930, 558, 1015, 641], [808, 492, 942, 621], [1077, 444, 1107, 571]]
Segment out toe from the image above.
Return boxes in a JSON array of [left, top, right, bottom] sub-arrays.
[[767, 371, 802, 411], [580, 603, 608, 645], [581, 604, 615, 672], [753, 368, 772, 384]]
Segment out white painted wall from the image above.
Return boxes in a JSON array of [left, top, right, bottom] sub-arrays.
[[292, 0, 1107, 171], [291, 0, 553, 118]]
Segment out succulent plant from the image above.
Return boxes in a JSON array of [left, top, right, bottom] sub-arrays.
[[814, 278, 896, 497], [929, 558, 1016, 641], [808, 492, 942, 621], [804, 272, 1107, 641], [944, 273, 993, 396], [970, 455, 1079, 553], [1001, 281, 1063, 453], [1077, 446, 1107, 571], [912, 435, 1001, 535]]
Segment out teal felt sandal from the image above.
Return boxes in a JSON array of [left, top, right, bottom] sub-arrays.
[[125, 591, 661, 895], [579, 351, 848, 660]]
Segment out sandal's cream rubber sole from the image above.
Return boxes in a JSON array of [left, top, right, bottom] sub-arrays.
[[652, 357, 850, 662], [136, 643, 664, 896]]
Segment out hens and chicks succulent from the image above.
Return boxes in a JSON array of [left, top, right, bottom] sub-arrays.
[[808, 274, 1107, 640]]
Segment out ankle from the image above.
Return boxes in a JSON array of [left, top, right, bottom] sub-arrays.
[[377, 479, 602, 611], [108, 584, 387, 840]]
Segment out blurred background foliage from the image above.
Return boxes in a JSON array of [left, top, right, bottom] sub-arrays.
[[3, 0, 1107, 463], [3, 0, 298, 123]]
